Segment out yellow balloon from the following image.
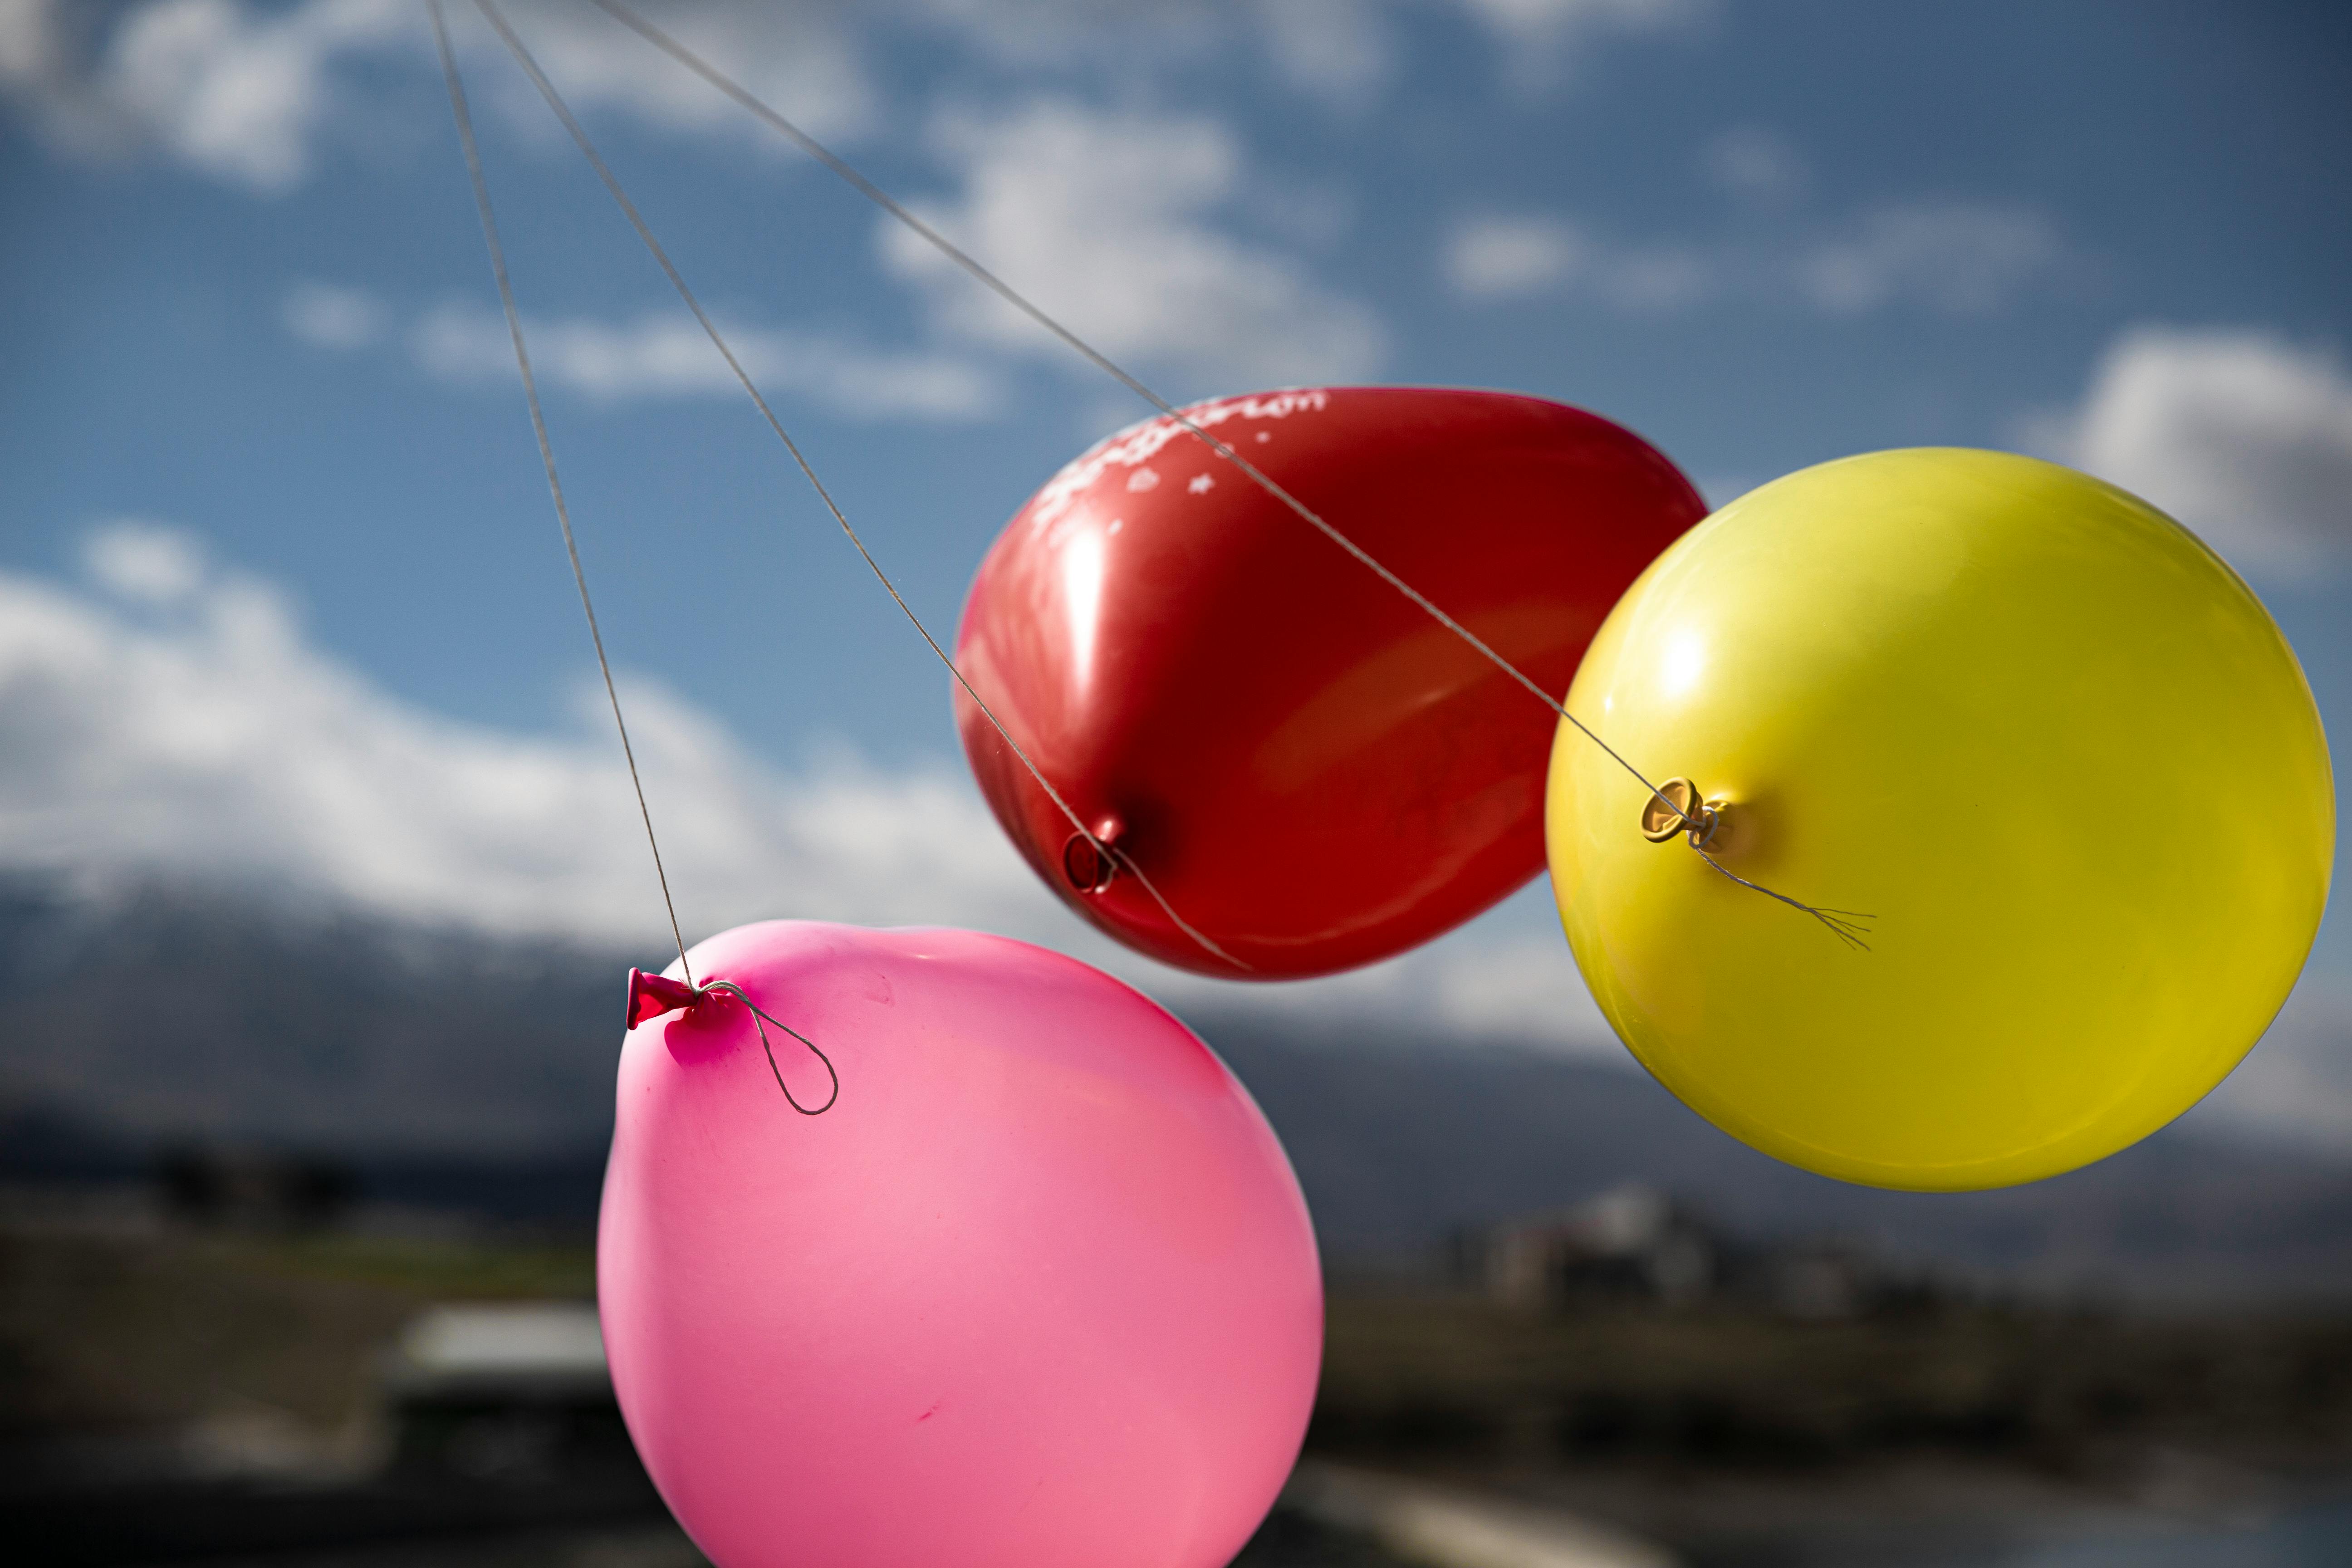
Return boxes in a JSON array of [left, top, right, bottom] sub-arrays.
[[1545, 449, 2333, 1191]]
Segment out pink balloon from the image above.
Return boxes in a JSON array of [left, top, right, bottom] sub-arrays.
[[599, 921, 1324, 1568]]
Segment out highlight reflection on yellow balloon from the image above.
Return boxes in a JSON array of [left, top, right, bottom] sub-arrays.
[[1546, 449, 2333, 1191]]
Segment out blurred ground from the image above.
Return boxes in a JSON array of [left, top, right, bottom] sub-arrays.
[[0, 1204, 1416, 1566], [1314, 1294, 2352, 1565], [5, 1199, 2352, 1566], [0, 1206, 592, 1466]]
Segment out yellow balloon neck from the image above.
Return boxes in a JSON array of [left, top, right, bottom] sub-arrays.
[[1639, 777, 1723, 849]]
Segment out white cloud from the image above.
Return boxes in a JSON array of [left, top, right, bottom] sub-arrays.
[[1692, 475, 1756, 510], [1700, 123, 1806, 206], [83, 521, 209, 604], [0, 0, 136, 155], [897, 0, 1688, 102], [1442, 214, 1711, 309], [283, 279, 388, 350], [0, 0, 1713, 203], [14, 528, 2343, 1141], [1443, 215, 1583, 299], [98, 0, 407, 192], [17, 523, 2349, 1124], [0, 526, 1635, 1055], [0, 0, 47, 76], [894, 0, 1197, 71], [898, 0, 1387, 105], [1447, 199, 2065, 317], [1254, 0, 1395, 105], [1797, 201, 2063, 316], [1452, 0, 1703, 83], [1, 0, 871, 193], [2185, 981, 2352, 1153], [407, 297, 1001, 421], [880, 99, 1386, 388], [2052, 326, 2352, 581], [0, 522, 1048, 948], [1425, 932, 1614, 1041], [471, 0, 872, 149]]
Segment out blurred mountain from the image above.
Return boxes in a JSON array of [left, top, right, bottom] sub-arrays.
[[0, 874, 629, 1158], [3, 874, 2349, 1303], [1206, 1017, 2352, 1303]]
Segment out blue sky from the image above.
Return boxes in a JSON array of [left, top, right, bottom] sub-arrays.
[[2, 0, 2349, 1140]]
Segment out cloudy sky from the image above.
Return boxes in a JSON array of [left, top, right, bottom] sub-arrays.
[[1, 1, 2348, 1141]]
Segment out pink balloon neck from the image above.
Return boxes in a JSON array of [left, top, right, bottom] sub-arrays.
[[624, 965, 843, 1116], [627, 967, 705, 1028]]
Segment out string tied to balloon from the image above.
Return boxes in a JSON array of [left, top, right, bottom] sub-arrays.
[[572, 0, 1872, 952], [626, 969, 840, 1116], [1061, 816, 1124, 894], [1637, 778, 1874, 950], [480, 0, 1867, 965], [458, 0, 1250, 976], [1640, 778, 1721, 848], [447, 0, 1869, 962], [434, 0, 827, 1116]]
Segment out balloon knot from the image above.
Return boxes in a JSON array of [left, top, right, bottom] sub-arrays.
[[1061, 816, 1125, 894], [1638, 787, 1874, 951], [627, 967, 705, 1028], [623, 970, 842, 1115], [1640, 778, 1720, 849]]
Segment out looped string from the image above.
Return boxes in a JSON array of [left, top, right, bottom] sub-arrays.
[[581, 0, 1868, 951], [698, 981, 840, 1116]]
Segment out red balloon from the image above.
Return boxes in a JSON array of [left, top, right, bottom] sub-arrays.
[[954, 386, 1704, 979]]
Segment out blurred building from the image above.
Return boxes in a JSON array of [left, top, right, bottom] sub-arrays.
[[383, 1302, 639, 1483], [1470, 1184, 1718, 1308], [155, 1144, 356, 1230], [1460, 1183, 1887, 1318]]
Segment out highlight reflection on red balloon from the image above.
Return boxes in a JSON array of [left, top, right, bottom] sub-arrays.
[[954, 386, 1706, 979]]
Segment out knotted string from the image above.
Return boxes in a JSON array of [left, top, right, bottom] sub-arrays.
[[578, 0, 1870, 950], [699, 982, 840, 1116]]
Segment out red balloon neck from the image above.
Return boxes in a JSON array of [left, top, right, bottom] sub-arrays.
[[627, 967, 705, 1028], [1061, 815, 1124, 894]]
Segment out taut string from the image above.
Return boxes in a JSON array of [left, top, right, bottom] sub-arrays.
[[434, 0, 853, 1109], [472, 0, 1251, 973], [428, 0, 696, 985], [577, 0, 1870, 950]]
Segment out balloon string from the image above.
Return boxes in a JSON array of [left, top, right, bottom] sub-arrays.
[[580, 0, 1868, 951], [428, 0, 695, 989], [699, 981, 839, 1114], [468, 0, 1251, 977], [1695, 850, 1872, 951]]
